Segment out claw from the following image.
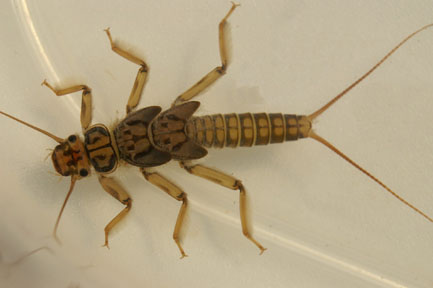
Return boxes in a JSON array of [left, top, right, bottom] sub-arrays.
[[102, 242, 110, 250]]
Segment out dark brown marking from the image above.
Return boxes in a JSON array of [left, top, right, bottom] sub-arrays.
[[253, 113, 270, 145], [52, 135, 90, 177], [85, 125, 118, 173], [269, 113, 285, 144], [239, 113, 254, 147], [203, 116, 214, 148], [224, 113, 239, 148], [115, 106, 171, 167], [211, 114, 225, 148], [284, 114, 299, 141], [150, 102, 207, 160], [194, 117, 204, 144]]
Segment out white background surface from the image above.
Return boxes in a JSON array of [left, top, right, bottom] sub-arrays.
[[1, 1, 433, 287]]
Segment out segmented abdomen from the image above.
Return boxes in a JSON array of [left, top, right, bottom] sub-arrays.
[[185, 113, 311, 148]]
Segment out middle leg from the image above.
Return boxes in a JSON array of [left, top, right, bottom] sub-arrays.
[[141, 169, 189, 258]]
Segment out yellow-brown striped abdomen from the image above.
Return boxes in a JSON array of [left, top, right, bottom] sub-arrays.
[[185, 113, 311, 148]]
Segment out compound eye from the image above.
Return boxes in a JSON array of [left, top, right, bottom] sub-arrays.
[[68, 135, 77, 143], [79, 169, 89, 177]]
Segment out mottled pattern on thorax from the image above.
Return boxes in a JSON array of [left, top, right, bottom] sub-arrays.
[[114, 106, 171, 167], [84, 124, 118, 173], [152, 114, 187, 153], [151, 101, 207, 160]]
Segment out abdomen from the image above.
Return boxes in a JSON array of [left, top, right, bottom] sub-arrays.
[[185, 113, 312, 148]]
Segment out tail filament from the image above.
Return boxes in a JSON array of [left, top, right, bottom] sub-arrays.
[[307, 23, 433, 222]]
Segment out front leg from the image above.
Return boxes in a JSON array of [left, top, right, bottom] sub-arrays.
[[141, 169, 188, 258], [98, 175, 132, 248], [172, 2, 239, 106], [179, 162, 266, 254], [41, 80, 92, 130]]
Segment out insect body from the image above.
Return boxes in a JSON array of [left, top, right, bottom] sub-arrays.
[[1, 3, 433, 258]]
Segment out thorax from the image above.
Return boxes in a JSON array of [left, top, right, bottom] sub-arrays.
[[84, 124, 118, 174]]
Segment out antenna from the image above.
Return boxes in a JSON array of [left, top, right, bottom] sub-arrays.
[[53, 176, 77, 244], [0, 110, 63, 143]]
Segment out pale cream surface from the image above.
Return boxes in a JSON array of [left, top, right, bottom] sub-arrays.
[[1, 1, 433, 288]]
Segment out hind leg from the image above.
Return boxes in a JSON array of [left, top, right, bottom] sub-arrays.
[[172, 3, 239, 106], [179, 162, 266, 254]]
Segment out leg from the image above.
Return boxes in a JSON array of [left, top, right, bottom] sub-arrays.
[[141, 169, 188, 258], [42, 80, 92, 130], [98, 175, 132, 248], [179, 162, 266, 254], [171, 2, 239, 106], [104, 28, 149, 114]]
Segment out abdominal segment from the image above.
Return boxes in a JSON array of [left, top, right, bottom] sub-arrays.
[[185, 113, 311, 148]]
